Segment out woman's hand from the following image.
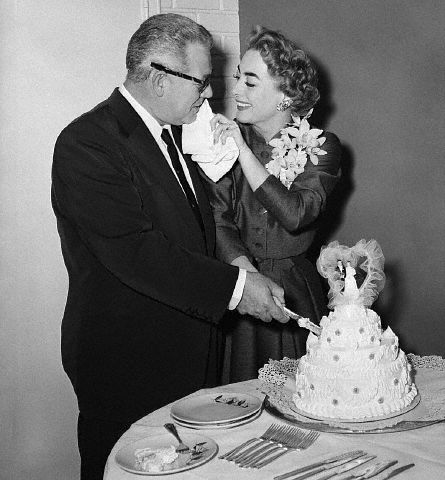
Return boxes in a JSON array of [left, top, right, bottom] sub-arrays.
[[230, 255, 258, 273], [210, 113, 248, 151], [211, 114, 269, 191]]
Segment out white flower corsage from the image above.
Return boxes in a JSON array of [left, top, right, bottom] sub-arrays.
[[266, 109, 327, 189]]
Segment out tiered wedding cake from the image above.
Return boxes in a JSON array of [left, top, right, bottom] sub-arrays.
[[292, 239, 417, 420]]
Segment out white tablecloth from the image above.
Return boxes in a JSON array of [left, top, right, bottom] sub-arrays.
[[105, 367, 445, 479]]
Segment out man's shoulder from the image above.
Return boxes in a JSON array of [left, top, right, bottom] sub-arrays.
[[59, 93, 117, 138]]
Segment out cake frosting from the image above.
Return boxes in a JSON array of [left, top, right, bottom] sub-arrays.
[[292, 239, 417, 420]]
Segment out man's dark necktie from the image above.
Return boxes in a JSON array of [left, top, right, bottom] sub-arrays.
[[161, 129, 204, 234]]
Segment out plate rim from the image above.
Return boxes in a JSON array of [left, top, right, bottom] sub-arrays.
[[114, 432, 218, 476], [171, 409, 262, 430], [170, 391, 262, 425]]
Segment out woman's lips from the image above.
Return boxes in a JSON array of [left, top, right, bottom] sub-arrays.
[[236, 100, 251, 111]]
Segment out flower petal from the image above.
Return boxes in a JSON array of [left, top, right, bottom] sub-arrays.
[[300, 119, 310, 132], [269, 138, 283, 148], [285, 126, 300, 137], [309, 153, 319, 165], [291, 114, 301, 126], [309, 128, 323, 138]]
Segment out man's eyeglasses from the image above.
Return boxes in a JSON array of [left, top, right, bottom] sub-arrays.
[[150, 62, 211, 94]]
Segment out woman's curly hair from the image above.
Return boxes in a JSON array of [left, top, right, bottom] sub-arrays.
[[247, 26, 320, 116]]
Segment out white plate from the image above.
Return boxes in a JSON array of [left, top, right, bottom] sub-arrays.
[[172, 409, 262, 430], [115, 433, 218, 476], [170, 392, 262, 425]]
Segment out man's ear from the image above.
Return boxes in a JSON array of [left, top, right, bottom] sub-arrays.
[[150, 70, 167, 97]]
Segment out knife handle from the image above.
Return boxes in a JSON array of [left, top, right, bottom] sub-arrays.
[[362, 460, 398, 478], [379, 463, 415, 480]]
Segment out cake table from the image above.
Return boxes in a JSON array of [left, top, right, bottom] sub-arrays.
[[105, 356, 445, 480]]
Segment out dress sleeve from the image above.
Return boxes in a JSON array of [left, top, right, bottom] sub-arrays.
[[202, 166, 252, 264], [254, 131, 342, 232]]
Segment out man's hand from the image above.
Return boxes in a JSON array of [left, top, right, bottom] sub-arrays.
[[236, 271, 289, 323]]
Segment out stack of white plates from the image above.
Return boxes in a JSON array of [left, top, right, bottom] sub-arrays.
[[170, 392, 263, 429]]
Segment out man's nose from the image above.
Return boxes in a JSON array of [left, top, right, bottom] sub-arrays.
[[201, 83, 213, 98]]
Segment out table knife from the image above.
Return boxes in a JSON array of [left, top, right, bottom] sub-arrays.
[[378, 463, 415, 479], [273, 450, 365, 480], [341, 459, 398, 480], [288, 454, 375, 480], [314, 455, 376, 480]]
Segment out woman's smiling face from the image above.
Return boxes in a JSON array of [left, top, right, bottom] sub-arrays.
[[233, 49, 285, 129]]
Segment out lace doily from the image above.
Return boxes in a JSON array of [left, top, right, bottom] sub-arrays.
[[258, 355, 445, 432], [407, 353, 445, 370]]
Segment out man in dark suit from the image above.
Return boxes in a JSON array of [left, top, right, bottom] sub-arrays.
[[52, 13, 287, 479]]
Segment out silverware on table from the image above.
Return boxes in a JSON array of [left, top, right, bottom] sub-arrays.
[[307, 454, 376, 480], [163, 423, 190, 453], [223, 424, 319, 469], [274, 450, 366, 480], [249, 429, 319, 469], [341, 459, 398, 480], [218, 423, 282, 460], [379, 463, 415, 479]]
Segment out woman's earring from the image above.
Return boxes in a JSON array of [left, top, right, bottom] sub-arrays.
[[276, 98, 292, 111]]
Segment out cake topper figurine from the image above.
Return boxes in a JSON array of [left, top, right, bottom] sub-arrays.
[[337, 260, 344, 278], [343, 261, 360, 302], [317, 239, 386, 309]]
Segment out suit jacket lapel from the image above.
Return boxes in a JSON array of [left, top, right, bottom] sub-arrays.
[[107, 89, 208, 252]]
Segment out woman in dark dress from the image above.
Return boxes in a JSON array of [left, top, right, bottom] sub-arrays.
[[206, 26, 342, 381]]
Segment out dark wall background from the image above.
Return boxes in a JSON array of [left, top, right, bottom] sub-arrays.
[[239, 0, 445, 355]]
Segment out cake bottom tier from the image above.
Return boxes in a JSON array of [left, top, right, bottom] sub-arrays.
[[293, 353, 417, 419]]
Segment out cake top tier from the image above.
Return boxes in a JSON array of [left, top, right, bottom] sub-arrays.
[[317, 239, 386, 309]]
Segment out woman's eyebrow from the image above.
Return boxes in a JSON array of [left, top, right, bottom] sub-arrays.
[[244, 71, 259, 79]]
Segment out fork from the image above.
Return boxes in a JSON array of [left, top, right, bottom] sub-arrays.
[[227, 424, 292, 463], [242, 429, 320, 469], [218, 423, 281, 460], [164, 423, 189, 453]]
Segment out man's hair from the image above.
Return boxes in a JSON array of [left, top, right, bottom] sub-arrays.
[[126, 13, 212, 82]]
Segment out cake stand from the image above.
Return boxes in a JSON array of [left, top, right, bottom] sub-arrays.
[[259, 357, 445, 434]]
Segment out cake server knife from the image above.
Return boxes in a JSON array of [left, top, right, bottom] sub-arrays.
[[282, 307, 322, 335], [273, 450, 365, 480]]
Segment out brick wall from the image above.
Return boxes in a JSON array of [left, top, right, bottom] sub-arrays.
[[143, 0, 240, 116]]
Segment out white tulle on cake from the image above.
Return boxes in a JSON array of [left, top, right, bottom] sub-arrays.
[[316, 239, 386, 308]]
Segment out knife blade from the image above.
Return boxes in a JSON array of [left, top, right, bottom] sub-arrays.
[[283, 307, 322, 335], [378, 463, 415, 479], [273, 450, 365, 480]]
